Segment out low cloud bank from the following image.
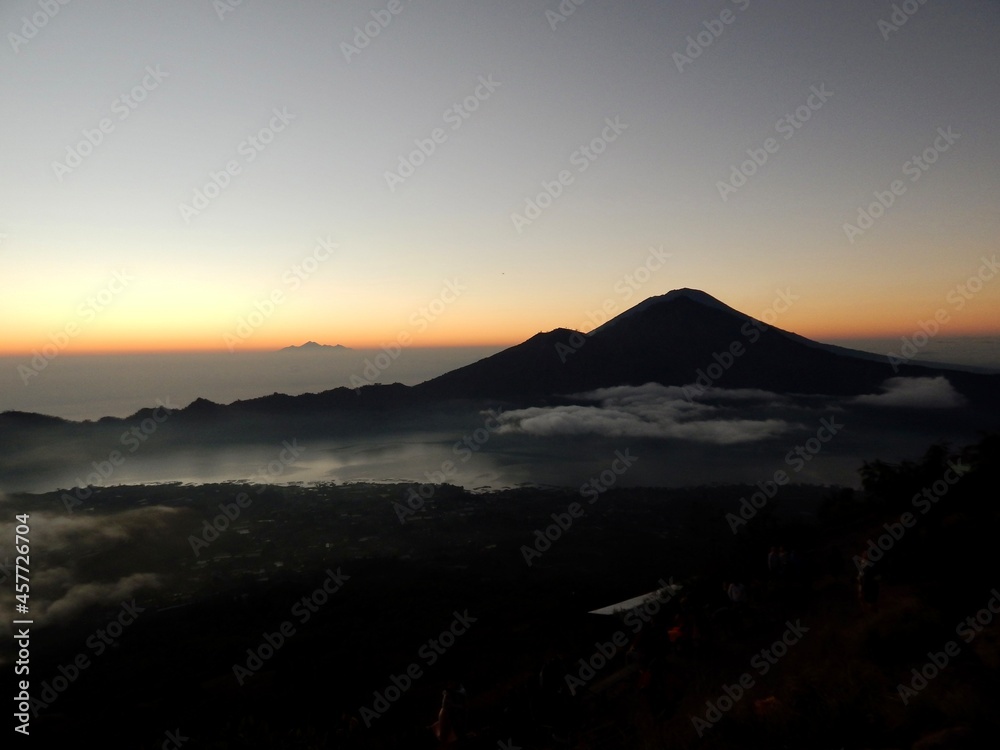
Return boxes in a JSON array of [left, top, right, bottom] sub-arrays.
[[852, 376, 965, 409], [496, 383, 792, 444]]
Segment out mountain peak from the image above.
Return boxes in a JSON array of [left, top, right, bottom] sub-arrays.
[[278, 342, 350, 352], [592, 288, 739, 334], [660, 288, 727, 306]]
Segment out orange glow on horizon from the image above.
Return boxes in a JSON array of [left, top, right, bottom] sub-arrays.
[[4, 322, 999, 356], [773, 302, 1000, 341], [4, 295, 998, 356], [0, 330, 529, 356]]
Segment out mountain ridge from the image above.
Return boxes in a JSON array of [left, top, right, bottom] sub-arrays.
[[3, 290, 999, 424], [278, 341, 350, 352]]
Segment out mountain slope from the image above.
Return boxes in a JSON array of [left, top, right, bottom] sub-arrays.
[[414, 289, 995, 401]]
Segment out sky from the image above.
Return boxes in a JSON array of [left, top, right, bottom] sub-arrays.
[[2, 0, 999, 354]]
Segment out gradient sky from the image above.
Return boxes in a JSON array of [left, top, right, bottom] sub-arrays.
[[2, 0, 999, 354]]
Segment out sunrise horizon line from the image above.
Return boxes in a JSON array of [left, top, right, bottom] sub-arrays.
[[3, 326, 1000, 359]]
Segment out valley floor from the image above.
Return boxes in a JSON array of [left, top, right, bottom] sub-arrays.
[[6, 437, 999, 748]]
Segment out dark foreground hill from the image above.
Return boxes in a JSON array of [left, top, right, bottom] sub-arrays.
[[11, 436, 1000, 748]]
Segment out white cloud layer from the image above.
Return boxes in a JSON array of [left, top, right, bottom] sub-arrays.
[[852, 377, 966, 409], [496, 382, 792, 444], [0, 507, 179, 629]]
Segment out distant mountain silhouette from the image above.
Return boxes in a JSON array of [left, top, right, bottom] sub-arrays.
[[414, 288, 997, 402], [278, 341, 350, 352]]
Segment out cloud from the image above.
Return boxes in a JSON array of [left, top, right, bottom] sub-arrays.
[[852, 376, 966, 409], [9, 505, 183, 552], [496, 382, 792, 444], [42, 572, 160, 623], [0, 506, 183, 630]]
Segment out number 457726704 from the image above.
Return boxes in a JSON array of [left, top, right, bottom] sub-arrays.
[[15, 514, 30, 614]]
